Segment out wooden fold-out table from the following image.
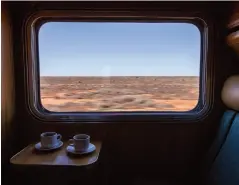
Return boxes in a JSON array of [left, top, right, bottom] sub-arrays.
[[10, 141, 102, 166], [10, 141, 102, 185]]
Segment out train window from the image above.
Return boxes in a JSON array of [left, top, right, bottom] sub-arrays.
[[38, 22, 201, 113]]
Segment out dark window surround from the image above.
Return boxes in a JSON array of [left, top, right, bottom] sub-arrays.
[[23, 9, 214, 123]]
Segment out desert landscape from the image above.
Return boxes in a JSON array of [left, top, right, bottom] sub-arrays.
[[40, 76, 199, 112]]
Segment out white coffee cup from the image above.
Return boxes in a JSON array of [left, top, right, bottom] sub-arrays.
[[69, 134, 90, 152], [40, 132, 62, 148]]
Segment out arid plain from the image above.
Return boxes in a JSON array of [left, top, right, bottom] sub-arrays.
[[40, 76, 199, 112]]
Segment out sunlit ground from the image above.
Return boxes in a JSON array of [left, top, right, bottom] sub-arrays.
[[40, 76, 199, 112]]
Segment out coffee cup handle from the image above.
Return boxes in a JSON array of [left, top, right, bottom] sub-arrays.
[[57, 134, 62, 141], [69, 139, 74, 146]]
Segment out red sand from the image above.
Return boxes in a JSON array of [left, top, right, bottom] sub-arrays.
[[40, 76, 199, 112]]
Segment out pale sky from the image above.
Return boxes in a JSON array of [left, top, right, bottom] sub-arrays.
[[39, 22, 200, 76]]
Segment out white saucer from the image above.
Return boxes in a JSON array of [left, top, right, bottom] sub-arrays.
[[35, 141, 63, 151], [66, 143, 96, 155]]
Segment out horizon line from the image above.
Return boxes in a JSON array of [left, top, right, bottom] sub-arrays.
[[40, 76, 199, 77]]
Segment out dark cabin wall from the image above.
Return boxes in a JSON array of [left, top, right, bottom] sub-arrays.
[[1, 2, 15, 165], [5, 2, 239, 185], [1, 2, 16, 183]]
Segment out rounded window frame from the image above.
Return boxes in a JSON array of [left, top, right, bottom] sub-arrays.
[[24, 10, 212, 123]]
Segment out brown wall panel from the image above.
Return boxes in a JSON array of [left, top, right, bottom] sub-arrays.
[[1, 3, 15, 164]]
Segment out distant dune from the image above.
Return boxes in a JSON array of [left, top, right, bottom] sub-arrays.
[[40, 76, 199, 112]]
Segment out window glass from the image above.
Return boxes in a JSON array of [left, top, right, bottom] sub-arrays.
[[39, 22, 200, 112]]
